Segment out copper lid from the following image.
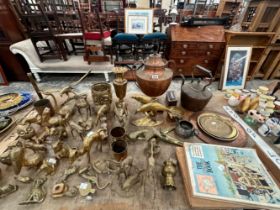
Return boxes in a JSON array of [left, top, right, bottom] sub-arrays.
[[144, 53, 167, 68]]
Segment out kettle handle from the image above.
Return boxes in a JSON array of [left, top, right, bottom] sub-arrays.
[[192, 65, 213, 91], [167, 60, 176, 70], [180, 74, 186, 87]]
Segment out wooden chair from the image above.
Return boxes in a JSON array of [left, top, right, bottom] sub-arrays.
[[138, 32, 168, 60], [14, 0, 68, 62], [46, 0, 84, 55], [78, 5, 112, 64], [113, 33, 139, 64], [153, 9, 167, 32]]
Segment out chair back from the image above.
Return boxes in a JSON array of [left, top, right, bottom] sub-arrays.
[[78, 6, 110, 39]]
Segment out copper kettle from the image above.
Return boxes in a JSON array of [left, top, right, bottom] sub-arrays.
[[180, 65, 213, 112]]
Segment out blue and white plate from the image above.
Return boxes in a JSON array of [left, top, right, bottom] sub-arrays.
[[0, 92, 33, 116]]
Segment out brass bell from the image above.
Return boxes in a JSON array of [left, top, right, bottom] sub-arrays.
[[161, 158, 177, 190]]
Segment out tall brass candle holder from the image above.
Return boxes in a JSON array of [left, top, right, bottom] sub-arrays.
[[112, 67, 128, 126]]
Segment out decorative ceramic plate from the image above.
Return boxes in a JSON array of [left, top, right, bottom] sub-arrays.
[[197, 112, 239, 141], [0, 93, 23, 111], [0, 92, 33, 116]]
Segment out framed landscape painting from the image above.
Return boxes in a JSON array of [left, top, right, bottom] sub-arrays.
[[221, 46, 252, 90], [125, 9, 153, 34]]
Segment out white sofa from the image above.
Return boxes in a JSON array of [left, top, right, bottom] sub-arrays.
[[10, 39, 113, 82]]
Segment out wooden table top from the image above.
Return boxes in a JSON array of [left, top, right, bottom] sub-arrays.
[[0, 91, 278, 210]]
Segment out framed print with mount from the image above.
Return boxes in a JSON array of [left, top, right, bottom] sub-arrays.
[[125, 9, 153, 34], [220, 46, 252, 90]]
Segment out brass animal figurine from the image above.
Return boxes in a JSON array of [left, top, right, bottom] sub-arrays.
[[49, 125, 67, 140], [0, 143, 46, 174], [114, 101, 128, 126], [17, 124, 37, 142], [127, 130, 149, 141], [121, 170, 145, 192], [79, 166, 110, 190], [37, 158, 58, 175], [22, 141, 47, 151], [136, 102, 170, 116], [41, 91, 58, 110], [74, 93, 91, 118], [131, 94, 154, 104], [59, 70, 91, 98], [118, 156, 134, 179], [94, 104, 107, 126], [0, 184, 18, 198], [58, 98, 76, 121], [60, 166, 78, 182], [19, 177, 47, 205], [15, 176, 33, 183], [79, 129, 107, 163], [133, 102, 171, 127], [92, 159, 120, 174], [52, 141, 78, 162]]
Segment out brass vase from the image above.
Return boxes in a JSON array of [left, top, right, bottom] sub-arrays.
[[112, 67, 128, 102]]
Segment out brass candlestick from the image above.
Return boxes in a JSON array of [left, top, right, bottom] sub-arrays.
[[113, 67, 128, 102]]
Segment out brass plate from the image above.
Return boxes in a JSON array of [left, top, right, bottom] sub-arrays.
[[197, 112, 239, 141]]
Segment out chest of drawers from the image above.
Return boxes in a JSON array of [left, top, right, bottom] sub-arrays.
[[168, 25, 225, 76]]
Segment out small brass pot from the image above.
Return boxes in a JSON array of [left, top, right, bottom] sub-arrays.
[[110, 126, 126, 142], [111, 140, 127, 161], [91, 82, 112, 112]]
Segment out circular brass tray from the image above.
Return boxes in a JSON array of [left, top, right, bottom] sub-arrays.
[[189, 111, 247, 147], [197, 112, 239, 141]]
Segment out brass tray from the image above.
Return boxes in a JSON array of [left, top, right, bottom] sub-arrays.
[[197, 112, 239, 141]]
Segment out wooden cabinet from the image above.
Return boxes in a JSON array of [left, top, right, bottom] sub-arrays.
[[168, 25, 225, 77], [0, 0, 28, 81]]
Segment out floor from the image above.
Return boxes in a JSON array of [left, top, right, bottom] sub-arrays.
[[0, 73, 277, 96]]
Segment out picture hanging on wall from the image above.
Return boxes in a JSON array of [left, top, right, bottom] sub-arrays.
[[125, 9, 153, 34], [220, 46, 252, 90]]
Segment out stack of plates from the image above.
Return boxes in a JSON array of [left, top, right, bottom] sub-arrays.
[[0, 92, 33, 116], [197, 112, 239, 142]]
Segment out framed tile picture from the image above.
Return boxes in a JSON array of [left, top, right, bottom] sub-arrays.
[[221, 46, 252, 90], [125, 9, 153, 34]]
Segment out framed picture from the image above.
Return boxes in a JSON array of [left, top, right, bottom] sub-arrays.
[[125, 9, 153, 34], [0, 65, 8, 86], [221, 46, 252, 90]]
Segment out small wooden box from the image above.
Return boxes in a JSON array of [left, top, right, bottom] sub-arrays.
[[166, 91, 177, 106]]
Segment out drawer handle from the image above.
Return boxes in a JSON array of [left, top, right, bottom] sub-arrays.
[[206, 51, 211, 55], [178, 68, 183, 72], [204, 60, 209, 64], [209, 44, 213, 49], [181, 51, 186, 55], [183, 44, 188, 49], [180, 59, 184, 64]]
